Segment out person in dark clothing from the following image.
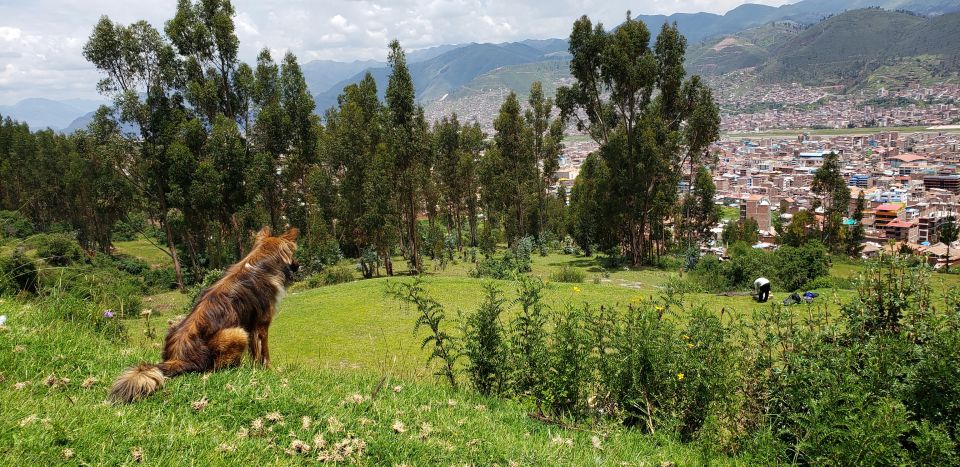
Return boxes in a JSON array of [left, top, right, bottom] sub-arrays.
[[754, 277, 771, 303]]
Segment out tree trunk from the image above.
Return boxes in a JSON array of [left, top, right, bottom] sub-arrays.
[[159, 202, 185, 291]]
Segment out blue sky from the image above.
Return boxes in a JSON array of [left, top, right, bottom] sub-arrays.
[[0, 0, 791, 104]]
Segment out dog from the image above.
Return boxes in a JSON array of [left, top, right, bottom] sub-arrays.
[[109, 226, 299, 403]]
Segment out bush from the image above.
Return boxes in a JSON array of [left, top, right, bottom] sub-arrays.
[[34, 233, 86, 266], [296, 238, 343, 275], [110, 254, 150, 276], [470, 239, 534, 279], [400, 254, 960, 463], [692, 242, 830, 293], [143, 267, 178, 290], [0, 210, 34, 238], [513, 236, 535, 266], [0, 250, 38, 295], [774, 241, 830, 292], [304, 266, 355, 288], [42, 265, 144, 317], [561, 235, 580, 255], [549, 264, 585, 283], [462, 283, 508, 395], [111, 213, 149, 241]]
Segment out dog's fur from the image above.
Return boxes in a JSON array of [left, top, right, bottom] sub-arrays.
[[109, 227, 299, 403]]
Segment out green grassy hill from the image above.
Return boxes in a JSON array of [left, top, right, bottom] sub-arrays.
[[5, 234, 960, 463], [0, 296, 720, 464]]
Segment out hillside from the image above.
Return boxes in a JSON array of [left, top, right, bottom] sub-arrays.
[[313, 42, 560, 113], [0, 297, 715, 465], [685, 8, 960, 89], [761, 9, 960, 86], [0, 98, 104, 131], [685, 21, 802, 76], [636, 0, 960, 44]]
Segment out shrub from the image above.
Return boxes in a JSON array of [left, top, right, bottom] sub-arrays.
[[507, 275, 549, 403], [111, 213, 148, 241], [304, 266, 354, 288], [296, 238, 343, 274], [143, 266, 178, 290], [42, 265, 144, 317], [110, 254, 150, 276], [386, 278, 459, 389], [470, 244, 532, 279], [0, 210, 34, 238], [478, 222, 500, 257], [34, 233, 86, 266], [513, 236, 535, 266], [0, 250, 39, 295], [541, 305, 592, 416], [774, 240, 830, 292], [561, 235, 580, 255], [549, 264, 585, 283], [462, 283, 508, 395]]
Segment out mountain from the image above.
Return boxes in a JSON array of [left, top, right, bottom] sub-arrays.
[[685, 21, 802, 76], [0, 98, 104, 131], [301, 59, 384, 98], [761, 9, 960, 86], [312, 41, 561, 113], [635, 0, 960, 44], [684, 7, 960, 87]]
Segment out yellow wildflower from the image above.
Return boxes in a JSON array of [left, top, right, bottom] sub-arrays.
[[687, 343, 694, 349], [677, 373, 685, 381], [682, 334, 689, 340], [572, 287, 582, 294]]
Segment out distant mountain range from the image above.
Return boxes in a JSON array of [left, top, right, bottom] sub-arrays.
[[687, 9, 960, 87], [635, 0, 960, 44], [0, 98, 105, 131], [3, 0, 960, 132], [311, 39, 569, 114]]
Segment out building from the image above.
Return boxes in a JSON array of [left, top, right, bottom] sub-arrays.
[[923, 175, 960, 194], [849, 174, 870, 187], [740, 195, 772, 233], [884, 219, 917, 243], [918, 214, 949, 244], [873, 203, 904, 228]]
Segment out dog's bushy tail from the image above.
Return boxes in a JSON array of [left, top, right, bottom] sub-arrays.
[[108, 363, 167, 404]]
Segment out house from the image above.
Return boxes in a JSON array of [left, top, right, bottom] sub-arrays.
[[884, 219, 917, 243], [872, 203, 904, 228], [740, 194, 772, 233], [887, 154, 927, 168]]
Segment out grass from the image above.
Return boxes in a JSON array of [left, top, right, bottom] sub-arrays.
[[128, 250, 870, 379], [0, 298, 725, 464], [113, 235, 173, 268], [115, 238, 960, 379], [8, 237, 960, 463]]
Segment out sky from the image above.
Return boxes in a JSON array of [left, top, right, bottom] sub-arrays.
[[0, 0, 792, 105]]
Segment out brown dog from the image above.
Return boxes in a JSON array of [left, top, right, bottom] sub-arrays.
[[109, 227, 299, 403]]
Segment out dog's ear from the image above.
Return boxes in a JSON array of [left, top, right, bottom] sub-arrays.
[[280, 227, 299, 242], [255, 226, 272, 243]]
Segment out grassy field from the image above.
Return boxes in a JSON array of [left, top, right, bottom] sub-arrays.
[[6, 237, 960, 463], [113, 235, 173, 268], [123, 246, 960, 379], [0, 298, 724, 465]]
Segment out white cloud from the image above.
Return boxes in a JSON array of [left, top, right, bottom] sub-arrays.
[[0, 27, 22, 41], [0, 0, 791, 104]]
